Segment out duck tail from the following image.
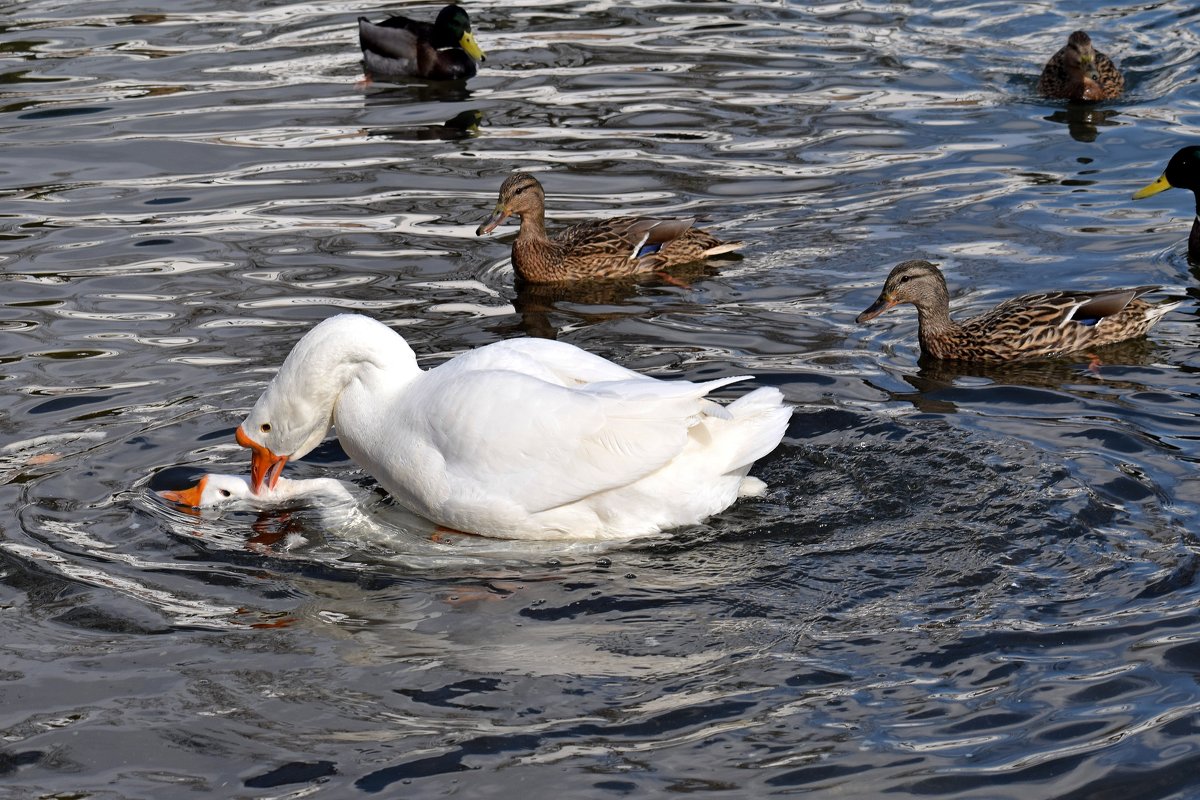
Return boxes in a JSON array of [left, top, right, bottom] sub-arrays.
[[1146, 299, 1182, 326], [701, 240, 745, 258], [720, 386, 791, 475]]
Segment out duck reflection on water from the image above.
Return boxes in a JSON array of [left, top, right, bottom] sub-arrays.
[[884, 337, 1167, 415], [506, 261, 723, 340]]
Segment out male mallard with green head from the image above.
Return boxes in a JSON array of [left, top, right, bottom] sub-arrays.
[[1132, 145, 1200, 261], [358, 5, 485, 82]]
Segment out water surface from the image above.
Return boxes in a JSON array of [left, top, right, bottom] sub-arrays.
[[3, 0, 1200, 796]]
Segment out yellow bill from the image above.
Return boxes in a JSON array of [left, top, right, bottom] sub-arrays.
[[460, 31, 486, 62], [1132, 174, 1172, 200]]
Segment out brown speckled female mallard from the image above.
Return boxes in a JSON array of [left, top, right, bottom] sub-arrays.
[[1038, 31, 1124, 102], [475, 173, 743, 284], [358, 5, 485, 83], [856, 260, 1176, 363], [1132, 145, 1200, 261]]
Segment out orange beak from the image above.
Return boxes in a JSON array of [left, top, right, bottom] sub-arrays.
[[236, 425, 288, 494], [158, 476, 207, 508]]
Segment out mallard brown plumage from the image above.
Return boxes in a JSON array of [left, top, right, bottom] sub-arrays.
[[475, 173, 743, 284], [856, 260, 1176, 363], [358, 5, 485, 83], [1038, 31, 1123, 102], [1132, 145, 1200, 262]]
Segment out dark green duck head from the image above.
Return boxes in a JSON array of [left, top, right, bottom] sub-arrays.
[[476, 173, 546, 235], [1133, 145, 1200, 260], [1133, 146, 1200, 201], [434, 5, 485, 62], [856, 260, 949, 323]]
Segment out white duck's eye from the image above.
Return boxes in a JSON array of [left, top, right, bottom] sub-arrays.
[[260, 422, 272, 433], [219, 489, 231, 497]]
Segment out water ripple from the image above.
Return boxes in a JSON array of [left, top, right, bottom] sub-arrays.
[[3, 0, 1200, 796]]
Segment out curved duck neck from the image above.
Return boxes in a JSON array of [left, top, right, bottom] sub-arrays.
[[511, 206, 569, 281], [515, 206, 550, 244], [256, 316, 422, 460], [326, 331, 424, 444], [283, 315, 417, 391], [911, 282, 961, 357], [915, 304, 961, 356], [912, 278, 960, 338]]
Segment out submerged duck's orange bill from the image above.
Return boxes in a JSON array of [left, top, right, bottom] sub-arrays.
[[158, 476, 207, 508]]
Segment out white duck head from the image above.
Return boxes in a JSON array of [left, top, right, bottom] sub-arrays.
[[236, 315, 420, 493], [158, 473, 354, 509], [158, 473, 258, 508]]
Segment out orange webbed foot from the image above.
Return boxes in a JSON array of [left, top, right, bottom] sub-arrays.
[[654, 271, 693, 289], [430, 525, 483, 543]]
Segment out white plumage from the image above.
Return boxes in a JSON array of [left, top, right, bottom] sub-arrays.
[[237, 314, 790, 541], [159, 473, 354, 509]]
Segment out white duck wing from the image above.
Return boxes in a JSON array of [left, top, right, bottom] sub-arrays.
[[432, 337, 647, 387], [407, 368, 749, 514]]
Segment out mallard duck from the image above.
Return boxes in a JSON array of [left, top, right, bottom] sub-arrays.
[[1132, 145, 1200, 261], [235, 314, 790, 540], [357, 5, 485, 82], [475, 173, 744, 283], [159, 473, 353, 509], [1038, 31, 1124, 102], [856, 260, 1176, 362]]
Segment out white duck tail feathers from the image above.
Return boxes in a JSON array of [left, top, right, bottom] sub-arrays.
[[738, 476, 769, 498], [694, 375, 753, 420], [711, 386, 791, 474]]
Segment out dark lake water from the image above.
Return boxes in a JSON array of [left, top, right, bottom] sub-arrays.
[[3, 0, 1200, 796]]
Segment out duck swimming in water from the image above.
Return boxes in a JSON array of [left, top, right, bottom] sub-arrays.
[[476, 173, 743, 284], [1038, 30, 1124, 102], [857, 260, 1176, 363], [1132, 145, 1200, 262], [235, 314, 790, 541], [357, 5, 485, 82]]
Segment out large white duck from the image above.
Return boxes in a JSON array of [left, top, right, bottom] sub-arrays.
[[235, 314, 791, 541]]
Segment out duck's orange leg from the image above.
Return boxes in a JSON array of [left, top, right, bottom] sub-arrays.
[[655, 271, 693, 289]]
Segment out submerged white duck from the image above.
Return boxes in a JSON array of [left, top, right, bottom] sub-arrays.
[[235, 314, 791, 541], [159, 473, 354, 510]]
